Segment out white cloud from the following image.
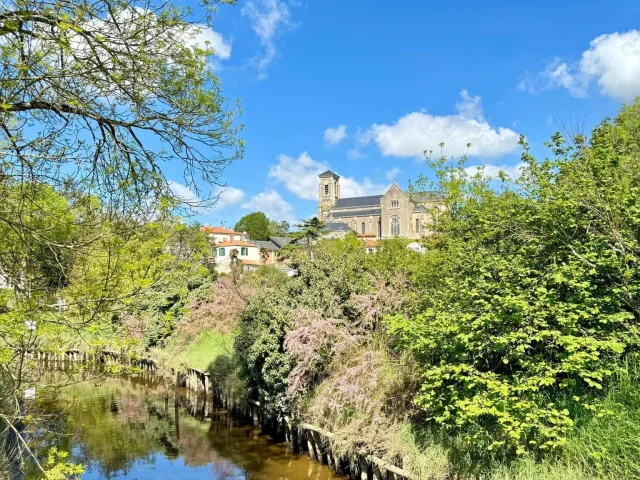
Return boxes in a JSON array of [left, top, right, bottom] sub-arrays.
[[168, 181, 244, 212], [184, 25, 232, 60], [268, 152, 389, 200], [340, 177, 389, 197], [519, 30, 640, 102], [241, 0, 293, 77], [385, 167, 401, 181], [169, 180, 201, 205], [324, 125, 348, 146], [365, 90, 520, 159], [214, 186, 245, 208], [347, 148, 365, 160], [463, 162, 526, 180], [268, 152, 324, 200], [242, 190, 296, 223]]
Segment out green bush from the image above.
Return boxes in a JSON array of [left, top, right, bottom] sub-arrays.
[[389, 101, 640, 460]]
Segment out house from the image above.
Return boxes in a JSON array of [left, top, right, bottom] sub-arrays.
[[200, 226, 248, 244], [253, 237, 308, 264], [364, 239, 379, 254], [213, 239, 261, 273], [317, 170, 444, 239], [253, 240, 279, 265]]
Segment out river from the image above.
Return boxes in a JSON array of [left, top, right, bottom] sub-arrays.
[[25, 373, 344, 479]]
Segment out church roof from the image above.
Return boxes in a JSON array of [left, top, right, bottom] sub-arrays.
[[335, 195, 382, 209], [325, 222, 354, 232], [319, 170, 340, 178], [410, 191, 444, 202], [330, 207, 382, 217]]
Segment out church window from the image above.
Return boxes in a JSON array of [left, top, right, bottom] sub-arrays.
[[391, 215, 400, 236], [324, 184, 329, 195], [361, 222, 366, 234], [391, 200, 399, 208], [416, 218, 420, 233]]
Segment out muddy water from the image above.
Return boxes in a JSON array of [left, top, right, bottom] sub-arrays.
[[27, 373, 344, 479]]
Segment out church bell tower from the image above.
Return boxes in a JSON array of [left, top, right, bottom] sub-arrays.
[[318, 170, 340, 221]]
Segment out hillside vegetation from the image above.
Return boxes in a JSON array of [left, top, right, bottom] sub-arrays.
[[197, 101, 640, 479], [17, 101, 640, 479]]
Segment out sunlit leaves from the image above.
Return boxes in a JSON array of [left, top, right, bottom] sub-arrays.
[[390, 100, 640, 457]]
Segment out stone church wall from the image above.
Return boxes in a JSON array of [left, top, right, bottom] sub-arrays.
[[381, 185, 419, 239]]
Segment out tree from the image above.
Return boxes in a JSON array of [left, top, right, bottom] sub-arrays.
[[228, 248, 243, 285], [293, 217, 326, 258], [269, 220, 290, 237], [0, 0, 242, 474], [234, 212, 271, 240]]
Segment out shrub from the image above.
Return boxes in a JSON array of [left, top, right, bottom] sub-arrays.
[[390, 102, 640, 459]]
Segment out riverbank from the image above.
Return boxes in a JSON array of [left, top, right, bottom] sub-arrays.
[[53, 102, 640, 480], [25, 373, 343, 480]]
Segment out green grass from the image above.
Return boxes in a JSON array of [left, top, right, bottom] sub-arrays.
[[391, 355, 640, 480], [166, 330, 235, 371]]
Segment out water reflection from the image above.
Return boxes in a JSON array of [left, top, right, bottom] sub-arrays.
[[27, 374, 343, 480]]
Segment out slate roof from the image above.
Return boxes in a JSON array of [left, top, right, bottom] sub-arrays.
[[269, 236, 308, 249], [330, 208, 382, 217], [334, 195, 383, 209], [409, 191, 444, 202], [319, 170, 340, 178], [254, 240, 279, 251], [325, 222, 354, 232], [269, 236, 293, 249]]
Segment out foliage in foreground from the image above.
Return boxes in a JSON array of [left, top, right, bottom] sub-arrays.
[[231, 100, 640, 480], [0, 0, 243, 473]]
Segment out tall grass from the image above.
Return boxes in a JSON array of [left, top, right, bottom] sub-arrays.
[[560, 354, 640, 479], [166, 330, 235, 371], [370, 354, 640, 480]]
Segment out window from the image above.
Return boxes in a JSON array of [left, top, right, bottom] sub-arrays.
[[391, 200, 399, 208], [241, 247, 248, 256], [218, 247, 226, 256], [391, 215, 400, 236], [324, 184, 329, 195], [416, 218, 420, 233], [361, 222, 366, 234]]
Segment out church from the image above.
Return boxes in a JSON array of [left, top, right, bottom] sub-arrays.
[[317, 170, 444, 239]]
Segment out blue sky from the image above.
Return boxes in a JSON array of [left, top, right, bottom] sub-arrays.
[[168, 0, 640, 228]]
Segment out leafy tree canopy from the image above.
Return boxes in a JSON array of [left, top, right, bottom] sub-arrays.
[[234, 212, 271, 240], [0, 0, 242, 474]]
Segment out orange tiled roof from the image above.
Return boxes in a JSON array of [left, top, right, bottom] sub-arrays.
[[241, 260, 261, 265], [201, 226, 241, 235], [358, 233, 377, 238], [216, 240, 256, 247], [365, 239, 379, 247]]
